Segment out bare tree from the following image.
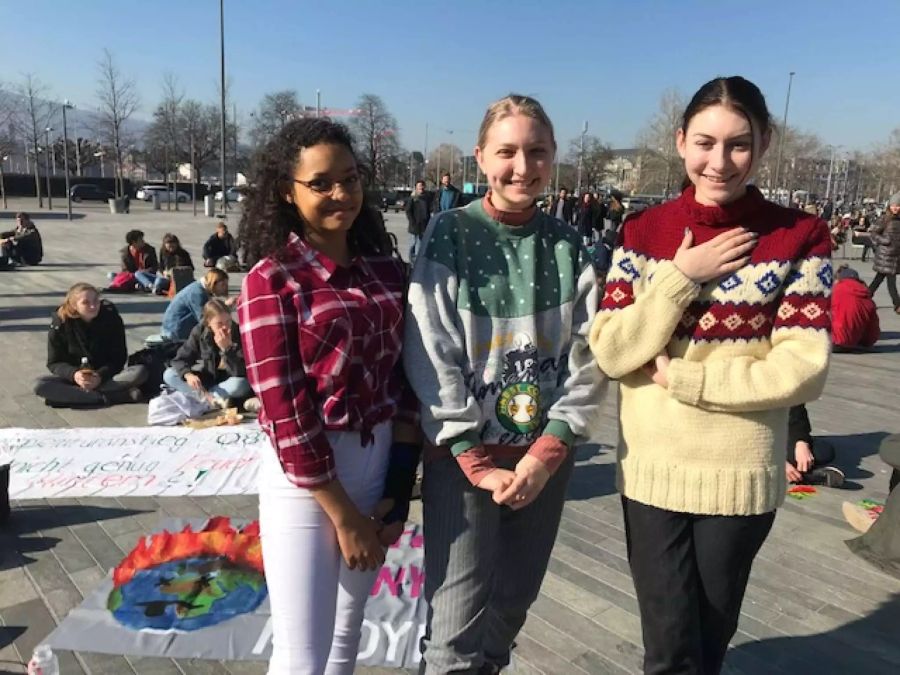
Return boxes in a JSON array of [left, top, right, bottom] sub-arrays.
[[17, 74, 54, 207], [250, 90, 303, 147], [636, 88, 686, 195], [95, 48, 139, 197], [349, 94, 400, 188], [566, 135, 614, 193], [426, 143, 464, 186]]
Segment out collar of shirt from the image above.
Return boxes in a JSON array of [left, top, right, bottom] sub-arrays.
[[285, 232, 369, 283]]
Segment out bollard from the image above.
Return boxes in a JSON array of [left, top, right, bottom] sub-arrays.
[[204, 195, 215, 217], [152, 193, 161, 210]]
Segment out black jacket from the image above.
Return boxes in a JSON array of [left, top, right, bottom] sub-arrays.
[[871, 213, 900, 275], [158, 247, 194, 273], [548, 196, 575, 224], [46, 300, 127, 382], [405, 193, 432, 235], [120, 243, 158, 273], [170, 321, 246, 383], [2, 225, 43, 265], [202, 233, 237, 262], [787, 404, 812, 450]]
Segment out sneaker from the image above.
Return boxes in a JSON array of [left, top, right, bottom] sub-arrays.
[[127, 387, 144, 403], [842, 501, 877, 533], [211, 394, 231, 411], [242, 397, 261, 414], [807, 466, 845, 488]]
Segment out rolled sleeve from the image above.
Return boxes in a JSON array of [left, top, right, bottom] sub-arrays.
[[239, 267, 335, 488]]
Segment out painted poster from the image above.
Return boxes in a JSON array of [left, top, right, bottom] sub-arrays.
[[45, 517, 427, 669], [0, 425, 265, 498]]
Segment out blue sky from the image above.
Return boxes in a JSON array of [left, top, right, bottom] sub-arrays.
[[2, 0, 897, 155]]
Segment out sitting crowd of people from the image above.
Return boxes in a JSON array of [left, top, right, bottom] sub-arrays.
[[32, 221, 254, 417]]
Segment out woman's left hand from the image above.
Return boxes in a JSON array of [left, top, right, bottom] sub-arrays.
[[373, 498, 404, 547], [496, 455, 551, 510], [642, 351, 671, 388]]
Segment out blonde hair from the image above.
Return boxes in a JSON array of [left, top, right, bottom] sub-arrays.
[[476, 94, 556, 150], [202, 268, 228, 293], [201, 298, 231, 326], [57, 283, 100, 321]]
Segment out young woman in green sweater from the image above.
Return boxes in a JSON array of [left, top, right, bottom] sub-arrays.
[[404, 95, 605, 674]]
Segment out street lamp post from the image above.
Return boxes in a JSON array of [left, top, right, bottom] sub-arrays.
[[0, 154, 7, 209], [773, 71, 795, 204], [62, 101, 74, 221], [576, 121, 588, 196], [191, 134, 197, 217], [219, 0, 228, 218], [44, 127, 54, 210]]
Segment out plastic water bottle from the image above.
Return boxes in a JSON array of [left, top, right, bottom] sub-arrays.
[[27, 644, 59, 675]]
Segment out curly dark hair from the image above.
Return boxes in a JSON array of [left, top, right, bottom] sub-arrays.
[[238, 118, 391, 265]]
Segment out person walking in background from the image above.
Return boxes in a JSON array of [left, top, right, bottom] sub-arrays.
[[162, 299, 255, 410], [832, 265, 880, 350], [433, 172, 461, 213], [868, 192, 900, 313], [34, 283, 147, 407], [576, 191, 601, 245], [548, 186, 574, 225], [202, 221, 238, 268], [590, 76, 832, 675], [607, 192, 625, 232], [237, 118, 420, 674], [404, 94, 604, 675], [405, 179, 431, 262], [154, 233, 194, 296], [120, 230, 159, 292], [160, 268, 230, 341]]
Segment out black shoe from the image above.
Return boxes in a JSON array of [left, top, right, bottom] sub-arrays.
[[807, 466, 845, 488]]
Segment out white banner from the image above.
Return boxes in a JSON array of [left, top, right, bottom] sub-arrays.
[[0, 425, 266, 499]]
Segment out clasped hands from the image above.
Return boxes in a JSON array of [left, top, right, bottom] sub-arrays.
[[478, 453, 551, 511]]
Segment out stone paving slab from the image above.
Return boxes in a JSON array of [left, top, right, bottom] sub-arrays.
[[1, 197, 899, 673]]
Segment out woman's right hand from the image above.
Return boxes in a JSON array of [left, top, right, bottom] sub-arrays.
[[335, 513, 386, 571], [673, 228, 757, 284]]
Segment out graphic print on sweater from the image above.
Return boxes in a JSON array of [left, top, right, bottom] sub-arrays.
[[495, 333, 542, 435]]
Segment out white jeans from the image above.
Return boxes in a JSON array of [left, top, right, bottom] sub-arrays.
[[259, 422, 391, 675]]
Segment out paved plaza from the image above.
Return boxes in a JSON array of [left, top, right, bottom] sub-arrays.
[[1, 197, 899, 674]]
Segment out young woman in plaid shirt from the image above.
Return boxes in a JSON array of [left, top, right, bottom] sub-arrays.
[[238, 118, 420, 674]]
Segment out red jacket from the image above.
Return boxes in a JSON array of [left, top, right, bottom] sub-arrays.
[[832, 278, 879, 348]]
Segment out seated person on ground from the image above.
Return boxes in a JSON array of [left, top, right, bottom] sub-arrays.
[[0, 212, 43, 267], [832, 265, 880, 350], [785, 403, 844, 487], [202, 222, 237, 269], [162, 299, 256, 409], [160, 268, 231, 341], [34, 283, 148, 408], [154, 232, 195, 295], [120, 229, 159, 291]]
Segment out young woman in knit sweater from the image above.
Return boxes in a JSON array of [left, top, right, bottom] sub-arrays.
[[590, 76, 832, 674], [404, 95, 605, 674]]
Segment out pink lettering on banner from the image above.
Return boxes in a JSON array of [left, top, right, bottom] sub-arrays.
[[408, 564, 424, 599], [371, 565, 405, 597]]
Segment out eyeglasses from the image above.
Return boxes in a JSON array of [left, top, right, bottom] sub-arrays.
[[291, 175, 361, 196]]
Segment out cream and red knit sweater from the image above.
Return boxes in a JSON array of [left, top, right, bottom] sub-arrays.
[[590, 186, 832, 516]]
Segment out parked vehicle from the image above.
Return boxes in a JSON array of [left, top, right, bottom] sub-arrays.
[[214, 187, 244, 202], [137, 185, 190, 203], [383, 188, 412, 213], [69, 184, 115, 203]]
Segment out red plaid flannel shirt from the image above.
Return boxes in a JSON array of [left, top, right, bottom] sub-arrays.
[[238, 233, 416, 487]]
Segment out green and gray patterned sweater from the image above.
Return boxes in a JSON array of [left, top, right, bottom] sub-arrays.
[[403, 196, 606, 485]]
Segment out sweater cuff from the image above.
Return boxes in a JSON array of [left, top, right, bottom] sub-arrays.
[[455, 446, 498, 486], [543, 419, 575, 448], [449, 431, 481, 457], [667, 358, 704, 406], [527, 435, 568, 476], [653, 261, 701, 307]]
